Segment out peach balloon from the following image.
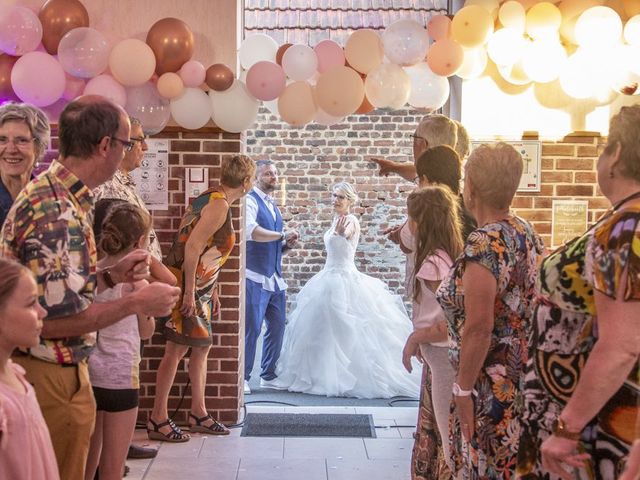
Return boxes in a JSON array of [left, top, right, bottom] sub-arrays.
[[146, 18, 194, 75], [157, 72, 184, 99], [426, 39, 464, 77], [278, 81, 317, 126], [499, 1, 526, 31], [427, 15, 452, 41], [314, 40, 345, 74], [109, 39, 156, 87], [315, 66, 365, 117], [451, 5, 494, 48], [355, 93, 374, 114], [559, 0, 602, 44], [525, 2, 562, 39], [344, 29, 384, 74]]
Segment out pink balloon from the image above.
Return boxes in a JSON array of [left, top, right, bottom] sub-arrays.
[[427, 15, 452, 41], [11, 51, 65, 106], [83, 74, 127, 107], [314, 40, 345, 74], [245, 61, 286, 101], [179, 60, 206, 88], [63, 73, 85, 100]]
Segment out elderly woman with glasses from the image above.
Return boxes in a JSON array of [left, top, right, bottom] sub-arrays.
[[0, 102, 50, 227]]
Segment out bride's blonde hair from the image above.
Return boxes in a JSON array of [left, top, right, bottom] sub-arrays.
[[332, 182, 358, 203]]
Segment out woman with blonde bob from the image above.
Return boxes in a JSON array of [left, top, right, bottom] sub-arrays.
[[518, 106, 640, 479], [148, 155, 255, 442], [437, 143, 543, 479]]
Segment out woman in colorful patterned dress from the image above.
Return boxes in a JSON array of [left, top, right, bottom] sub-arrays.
[[517, 106, 640, 479], [147, 155, 255, 442], [437, 143, 544, 479]]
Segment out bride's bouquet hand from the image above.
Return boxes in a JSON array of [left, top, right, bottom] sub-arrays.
[[335, 215, 350, 237]]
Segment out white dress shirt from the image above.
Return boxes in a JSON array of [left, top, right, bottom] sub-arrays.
[[245, 187, 287, 292]]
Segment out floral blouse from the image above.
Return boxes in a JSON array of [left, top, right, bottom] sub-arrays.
[[437, 215, 543, 480]]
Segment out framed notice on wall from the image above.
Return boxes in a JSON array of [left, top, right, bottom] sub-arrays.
[[470, 140, 541, 192], [130, 139, 169, 210], [551, 200, 589, 247]]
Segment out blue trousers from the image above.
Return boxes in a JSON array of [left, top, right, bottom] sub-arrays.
[[244, 279, 286, 381]]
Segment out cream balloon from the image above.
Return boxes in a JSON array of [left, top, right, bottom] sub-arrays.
[[364, 63, 411, 109], [575, 7, 622, 48], [170, 87, 211, 130], [314, 108, 343, 126], [498, 60, 532, 86], [452, 5, 494, 48], [560, 48, 614, 99], [465, 0, 500, 20], [382, 19, 430, 66], [559, 0, 603, 44], [499, 1, 526, 32], [277, 81, 316, 126], [487, 28, 526, 66], [157, 72, 184, 99], [344, 29, 384, 74], [109, 39, 156, 86], [521, 38, 567, 83], [404, 62, 450, 110], [525, 2, 562, 40], [210, 80, 260, 133], [625, 15, 640, 44], [315, 66, 364, 117], [456, 47, 488, 79], [239, 34, 278, 70]]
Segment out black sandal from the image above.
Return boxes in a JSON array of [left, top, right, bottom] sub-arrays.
[[147, 418, 190, 443], [189, 413, 230, 435]]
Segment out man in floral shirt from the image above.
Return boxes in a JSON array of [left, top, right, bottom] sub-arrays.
[[0, 96, 180, 480]]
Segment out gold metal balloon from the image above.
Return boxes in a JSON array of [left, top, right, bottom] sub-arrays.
[[146, 18, 195, 76], [38, 0, 89, 55]]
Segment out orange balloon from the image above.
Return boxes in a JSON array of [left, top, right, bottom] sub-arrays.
[[427, 39, 464, 77], [38, 0, 89, 55], [0, 55, 18, 100], [205, 64, 234, 92], [146, 18, 195, 75], [276, 43, 292, 66], [355, 92, 374, 114]]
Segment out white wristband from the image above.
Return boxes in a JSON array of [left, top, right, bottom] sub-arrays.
[[452, 382, 476, 397]]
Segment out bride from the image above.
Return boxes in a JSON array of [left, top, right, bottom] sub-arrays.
[[272, 182, 421, 399]]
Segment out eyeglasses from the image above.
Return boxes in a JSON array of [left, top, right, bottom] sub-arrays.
[[111, 137, 135, 152], [409, 133, 427, 143], [130, 135, 147, 145], [0, 135, 34, 149]]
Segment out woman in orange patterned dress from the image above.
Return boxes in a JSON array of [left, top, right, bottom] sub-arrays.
[[147, 155, 255, 442]]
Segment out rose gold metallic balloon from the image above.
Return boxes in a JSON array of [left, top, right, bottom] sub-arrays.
[[146, 18, 194, 75], [38, 0, 89, 55], [276, 43, 292, 66], [0, 55, 18, 100], [205, 63, 234, 92]]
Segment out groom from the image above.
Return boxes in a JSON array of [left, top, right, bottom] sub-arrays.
[[244, 160, 298, 394]]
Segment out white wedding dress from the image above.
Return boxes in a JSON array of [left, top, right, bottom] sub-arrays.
[[273, 215, 421, 399]]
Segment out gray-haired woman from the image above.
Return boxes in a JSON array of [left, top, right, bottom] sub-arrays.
[[0, 102, 50, 226]]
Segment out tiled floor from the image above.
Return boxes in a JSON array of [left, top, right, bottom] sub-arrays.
[[126, 405, 417, 479]]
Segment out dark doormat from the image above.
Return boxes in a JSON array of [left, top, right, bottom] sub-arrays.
[[240, 413, 377, 438]]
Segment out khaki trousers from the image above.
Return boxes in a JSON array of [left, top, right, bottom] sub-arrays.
[[13, 355, 96, 480]]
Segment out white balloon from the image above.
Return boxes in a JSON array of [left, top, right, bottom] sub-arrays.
[[456, 48, 488, 79], [365, 63, 411, 109], [575, 7, 622, 48], [487, 28, 526, 66], [170, 88, 211, 130], [560, 48, 615, 100], [624, 15, 640, 46], [210, 80, 260, 133], [382, 20, 429, 66], [239, 34, 278, 70], [404, 63, 450, 110], [282, 44, 318, 81], [521, 38, 567, 83]]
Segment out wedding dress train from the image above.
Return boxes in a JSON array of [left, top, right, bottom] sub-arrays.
[[273, 215, 421, 399]]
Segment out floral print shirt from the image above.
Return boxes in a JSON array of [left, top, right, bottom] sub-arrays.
[[437, 215, 543, 480], [1, 161, 97, 364]]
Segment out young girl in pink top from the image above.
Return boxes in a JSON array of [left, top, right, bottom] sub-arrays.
[[0, 258, 58, 479], [402, 185, 463, 470]]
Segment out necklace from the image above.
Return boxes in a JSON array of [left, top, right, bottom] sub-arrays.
[[611, 190, 640, 211]]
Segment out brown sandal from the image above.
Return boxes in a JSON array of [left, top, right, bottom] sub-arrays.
[[189, 413, 230, 435], [147, 418, 190, 442]]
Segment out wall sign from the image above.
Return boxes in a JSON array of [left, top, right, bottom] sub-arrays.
[[131, 138, 169, 210], [551, 200, 589, 247]]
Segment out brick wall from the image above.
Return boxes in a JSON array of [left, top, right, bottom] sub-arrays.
[[247, 116, 607, 304]]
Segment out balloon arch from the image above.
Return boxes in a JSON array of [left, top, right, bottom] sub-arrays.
[[0, 0, 639, 134]]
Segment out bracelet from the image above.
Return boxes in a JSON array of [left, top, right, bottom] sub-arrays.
[[452, 382, 476, 397], [101, 268, 116, 288], [552, 417, 581, 441], [280, 232, 285, 241]]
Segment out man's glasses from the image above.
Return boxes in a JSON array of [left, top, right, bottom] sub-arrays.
[[409, 133, 427, 143], [111, 137, 135, 152], [130, 135, 147, 145], [0, 135, 34, 149]]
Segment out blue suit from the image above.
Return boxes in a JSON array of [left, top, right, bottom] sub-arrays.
[[244, 190, 286, 381]]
